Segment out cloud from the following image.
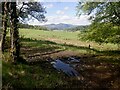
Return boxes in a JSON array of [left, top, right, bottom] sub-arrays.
[[45, 4, 53, 9], [47, 15, 91, 25], [64, 7, 69, 10], [56, 7, 69, 15], [56, 10, 65, 15], [29, 15, 91, 26]]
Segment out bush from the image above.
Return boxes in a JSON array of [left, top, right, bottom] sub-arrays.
[[79, 23, 120, 45]]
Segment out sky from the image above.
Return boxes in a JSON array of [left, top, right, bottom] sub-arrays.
[[28, 2, 91, 26]]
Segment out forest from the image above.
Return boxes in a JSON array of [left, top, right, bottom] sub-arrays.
[[0, 1, 120, 89]]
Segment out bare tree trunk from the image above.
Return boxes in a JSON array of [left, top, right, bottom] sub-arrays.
[[1, 2, 8, 53], [9, 2, 20, 62]]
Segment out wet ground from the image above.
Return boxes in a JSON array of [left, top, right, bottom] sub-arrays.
[[53, 56, 120, 88], [21, 45, 120, 88], [50, 57, 80, 77], [51, 54, 120, 88]]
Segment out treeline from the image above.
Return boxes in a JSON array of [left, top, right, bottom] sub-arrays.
[[18, 23, 48, 30], [65, 25, 89, 32], [66, 25, 89, 32], [5, 22, 49, 30]]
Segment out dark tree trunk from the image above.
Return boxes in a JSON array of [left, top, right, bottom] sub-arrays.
[[1, 2, 8, 53], [9, 2, 20, 62]]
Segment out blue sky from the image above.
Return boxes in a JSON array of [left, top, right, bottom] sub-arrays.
[[44, 2, 76, 17], [29, 2, 91, 25]]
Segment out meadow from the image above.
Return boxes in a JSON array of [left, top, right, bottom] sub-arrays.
[[2, 28, 120, 89], [19, 28, 79, 41], [19, 28, 119, 51]]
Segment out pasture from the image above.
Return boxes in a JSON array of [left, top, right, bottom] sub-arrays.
[[2, 28, 120, 88], [19, 28, 119, 51]]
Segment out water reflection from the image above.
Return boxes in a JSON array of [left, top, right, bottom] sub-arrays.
[[67, 57, 80, 63], [51, 59, 79, 76]]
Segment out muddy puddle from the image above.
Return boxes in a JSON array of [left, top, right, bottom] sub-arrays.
[[50, 57, 80, 76]]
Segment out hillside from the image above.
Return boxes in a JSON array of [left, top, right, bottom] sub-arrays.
[[43, 23, 76, 30]]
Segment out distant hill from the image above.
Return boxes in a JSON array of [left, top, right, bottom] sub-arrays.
[[19, 23, 89, 31], [43, 23, 76, 30]]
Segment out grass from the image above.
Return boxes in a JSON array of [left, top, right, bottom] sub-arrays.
[[19, 28, 119, 56], [2, 28, 120, 89], [19, 28, 119, 51], [2, 61, 68, 88], [19, 28, 79, 41]]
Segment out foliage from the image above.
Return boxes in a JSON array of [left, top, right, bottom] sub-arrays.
[[77, 2, 120, 25], [79, 23, 120, 44], [17, 2, 47, 23], [77, 2, 120, 44]]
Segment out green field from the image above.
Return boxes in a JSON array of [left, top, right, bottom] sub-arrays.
[[19, 28, 119, 51], [19, 28, 79, 40], [2, 28, 120, 88]]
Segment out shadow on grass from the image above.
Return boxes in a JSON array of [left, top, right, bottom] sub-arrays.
[[21, 37, 120, 56], [3, 37, 120, 88], [2, 59, 67, 88], [21, 37, 57, 45], [61, 44, 120, 55], [21, 37, 65, 55]]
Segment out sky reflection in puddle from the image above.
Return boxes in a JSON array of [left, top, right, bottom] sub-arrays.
[[51, 59, 79, 76]]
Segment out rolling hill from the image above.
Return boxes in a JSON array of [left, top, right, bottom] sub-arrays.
[[43, 23, 76, 30]]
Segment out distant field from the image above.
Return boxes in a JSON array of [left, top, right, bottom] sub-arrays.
[[19, 28, 119, 51], [19, 28, 79, 40]]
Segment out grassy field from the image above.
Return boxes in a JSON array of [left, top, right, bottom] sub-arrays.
[[19, 28, 79, 40], [19, 28, 119, 51], [2, 28, 120, 89]]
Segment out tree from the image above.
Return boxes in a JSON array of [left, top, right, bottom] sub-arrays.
[[1, 2, 8, 52], [18, 2, 47, 23], [80, 22, 120, 44], [77, 2, 120, 45], [77, 2, 120, 25], [9, 2, 20, 62], [1, 1, 46, 62]]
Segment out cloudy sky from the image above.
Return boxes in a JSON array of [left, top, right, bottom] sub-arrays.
[[28, 2, 91, 26]]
